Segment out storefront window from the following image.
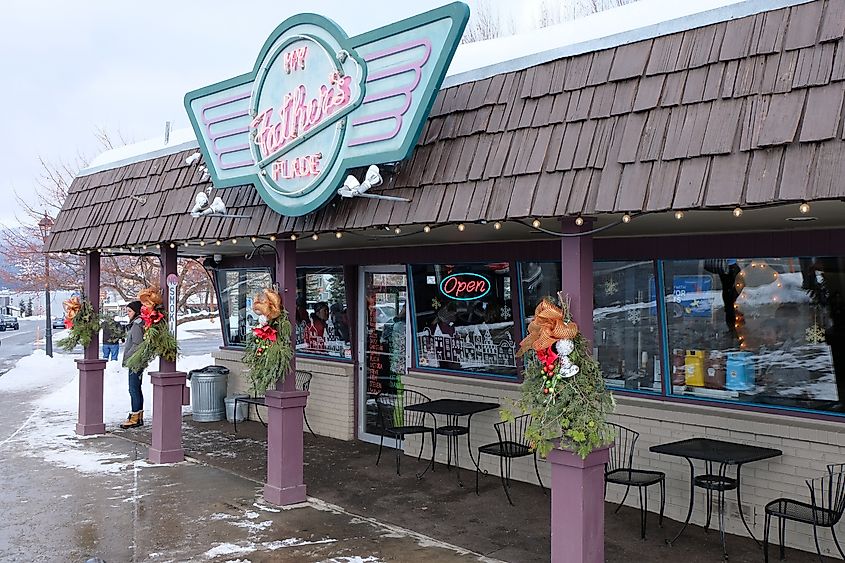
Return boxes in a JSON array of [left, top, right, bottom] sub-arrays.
[[662, 258, 841, 412], [295, 267, 351, 359], [216, 268, 273, 346], [411, 263, 516, 378], [519, 261, 662, 393], [594, 261, 662, 393]]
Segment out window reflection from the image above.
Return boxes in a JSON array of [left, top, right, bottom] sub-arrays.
[[295, 267, 351, 359], [664, 258, 841, 411], [216, 268, 273, 346]]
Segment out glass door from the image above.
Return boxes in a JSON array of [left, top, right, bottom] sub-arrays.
[[358, 266, 408, 445]]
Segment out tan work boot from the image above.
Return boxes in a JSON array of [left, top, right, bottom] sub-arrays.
[[119, 411, 143, 429]]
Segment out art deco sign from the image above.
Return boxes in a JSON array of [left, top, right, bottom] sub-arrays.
[[184, 3, 469, 217]]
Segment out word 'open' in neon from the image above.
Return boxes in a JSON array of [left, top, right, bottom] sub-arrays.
[[439, 273, 490, 301]]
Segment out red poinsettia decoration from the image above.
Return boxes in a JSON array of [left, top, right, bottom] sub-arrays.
[[536, 346, 558, 371], [64, 318, 73, 329], [140, 305, 164, 329], [252, 324, 278, 342]]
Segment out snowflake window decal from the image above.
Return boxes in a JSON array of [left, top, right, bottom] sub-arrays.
[[806, 324, 826, 344], [604, 278, 618, 296]]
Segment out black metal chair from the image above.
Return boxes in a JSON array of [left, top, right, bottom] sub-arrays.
[[475, 414, 545, 505], [375, 389, 435, 476], [295, 369, 316, 438], [764, 464, 845, 562], [605, 422, 665, 539]]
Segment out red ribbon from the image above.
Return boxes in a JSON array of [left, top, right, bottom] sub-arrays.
[[140, 306, 164, 329], [253, 325, 278, 342], [536, 346, 558, 370], [64, 319, 73, 329]]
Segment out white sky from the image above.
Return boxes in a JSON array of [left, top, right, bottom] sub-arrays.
[[1, 0, 576, 227]]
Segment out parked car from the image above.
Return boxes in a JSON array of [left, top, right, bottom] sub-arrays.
[[51, 317, 66, 329], [1, 315, 19, 330]]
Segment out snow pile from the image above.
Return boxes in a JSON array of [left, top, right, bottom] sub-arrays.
[[0, 350, 76, 392]]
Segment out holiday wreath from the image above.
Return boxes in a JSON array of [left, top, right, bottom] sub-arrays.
[[511, 293, 615, 459], [57, 294, 101, 351], [243, 287, 294, 395], [125, 286, 178, 372]]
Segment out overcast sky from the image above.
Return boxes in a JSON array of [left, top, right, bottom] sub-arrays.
[[0, 0, 567, 227]]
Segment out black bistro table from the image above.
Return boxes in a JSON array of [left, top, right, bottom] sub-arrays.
[[650, 437, 782, 559], [405, 398, 499, 486]]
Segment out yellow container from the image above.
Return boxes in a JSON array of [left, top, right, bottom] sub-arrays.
[[684, 350, 705, 387]]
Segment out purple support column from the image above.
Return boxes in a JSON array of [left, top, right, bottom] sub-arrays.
[[148, 243, 186, 464], [552, 218, 606, 562], [264, 238, 308, 506], [548, 446, 611, 563], [76, 252, 107, 436]]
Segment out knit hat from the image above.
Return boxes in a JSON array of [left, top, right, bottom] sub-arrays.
[[127, 300, 142, 317]]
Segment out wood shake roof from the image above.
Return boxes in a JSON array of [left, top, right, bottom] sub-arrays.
[[50, 0, 845, 252]]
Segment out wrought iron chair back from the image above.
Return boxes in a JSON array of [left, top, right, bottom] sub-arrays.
[[493, 414, 532, 449], [606, 422, 638, 474], [808, 466, 845, 527], [375, 389, 430, 431], [295, 369, 312, 393]]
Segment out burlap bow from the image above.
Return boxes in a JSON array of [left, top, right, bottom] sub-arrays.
[[139, 286, 163, 309], [252, 288, 282, 321], [517, 299, 578, 356], [63, 295, 82, 321]]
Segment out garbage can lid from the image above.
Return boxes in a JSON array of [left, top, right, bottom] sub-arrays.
[[187, 365, 230, 379]]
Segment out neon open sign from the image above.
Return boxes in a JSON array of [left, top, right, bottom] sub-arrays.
[[439, 273, 490, 301]]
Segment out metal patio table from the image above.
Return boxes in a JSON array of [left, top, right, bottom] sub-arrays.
[[650, 437, 782, 559], [405, 398, 500, 486]]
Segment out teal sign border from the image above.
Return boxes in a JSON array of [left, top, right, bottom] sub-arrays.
[[184, 3, 469, 218], [440, 273, 491, 301]]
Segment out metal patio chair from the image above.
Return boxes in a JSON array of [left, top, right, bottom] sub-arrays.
[[764, 464, 845, 562], [234, 369, 316, 437], [295, 369, 316, 438], [375, 389, 435, 476], [605, 422, 665, 539], [475, 414, 545, 506]]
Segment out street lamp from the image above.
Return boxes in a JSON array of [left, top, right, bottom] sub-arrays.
[[38, 213, 54, 357]]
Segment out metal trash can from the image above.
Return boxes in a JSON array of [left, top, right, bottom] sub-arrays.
[[225, 394, 249, 423], [188, 365, 230, 422]]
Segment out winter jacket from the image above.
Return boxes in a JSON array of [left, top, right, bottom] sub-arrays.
[[122, 317, 145, 369]]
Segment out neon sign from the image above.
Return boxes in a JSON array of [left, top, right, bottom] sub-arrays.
[[184, 3, 469, 217], [440, 273, 490, 301]]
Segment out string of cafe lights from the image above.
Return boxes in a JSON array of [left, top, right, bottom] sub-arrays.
[[67, 201, 817, 256]]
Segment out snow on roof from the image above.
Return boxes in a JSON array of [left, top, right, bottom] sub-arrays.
[[78, 0, 809, 177]]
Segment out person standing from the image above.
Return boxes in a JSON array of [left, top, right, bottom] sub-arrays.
[[120, 301, 145, 429], [101, 314, 123, 361]]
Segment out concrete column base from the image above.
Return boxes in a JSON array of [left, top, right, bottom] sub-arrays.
[[548, 444, 611, 563], [148, 371, 187, 464], [264, 389, 308, 506], [75, 359, 107, 436]]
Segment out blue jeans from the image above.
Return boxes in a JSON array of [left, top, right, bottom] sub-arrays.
[[102, 343, 119, 361], [128, 370, 143, 412]]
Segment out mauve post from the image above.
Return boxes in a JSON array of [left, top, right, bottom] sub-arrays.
[[148, 243, 186, 464], [553, 217, 606, 563], [75, 252, 107, 436], [264, 238, 308, 506]]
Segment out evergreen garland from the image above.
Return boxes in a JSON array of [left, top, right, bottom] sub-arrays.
[[510, 295, 615, 459], [242, 288, 294, 396], [57, 297, 101, 351], [126, 287, 178, 372]]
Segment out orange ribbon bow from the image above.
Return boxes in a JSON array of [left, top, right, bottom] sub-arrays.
[[517, 299, 578, 356], [63, 295, 82, 321]]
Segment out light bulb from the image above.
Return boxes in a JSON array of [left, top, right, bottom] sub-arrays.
[[199, 241, 205, 247], [493, 221, 502, 230], [142, 245, 147, 250], [290, 234, 298, 241], [251, 237, 257, 243], [799, 202, 811, 214], [169, 242, 175, 249], [335, 231, 343, 239], [674, 210, 685, 220], [312, 233, 319, 241], [215, 240, 221, 246], [622, 213, 632, 223], [423, 225, 431, 233], [231, 239, 237, 244], [733, 207, 743, 217], [531, 218, 541, 228], [457, 223, 465, 232], [394, 227, 402, 234], [575, 216, 584, 226], [270, 235, 276, 241]]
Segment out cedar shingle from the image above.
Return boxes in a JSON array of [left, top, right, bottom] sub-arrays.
[[811, 141, 845, 198], [470, 105, 494, 134], [703, 63, 725, 100], [792, 43, 835, 88], [820, 0, 845, 42], [466, 180, 494, 221], [521, 66, 537, 98], [645, 160, 681, 211], [518, 97, 539, 129], [544, 124, 566, 173], [745, 148, 783, 203], [647, 33, 684, 75], [834, 38, 845, 80], [530, 63, 555, 97], [453, 136, 479, 182], [719, 17, 755, 61], [704, 152, 748, 206], [525, 126, 554, 174], [784, 1, 824, 51], [638, 108, 671, 161], [531, 95, 554, 127], [572, 120, 597, 169], [734, 56, 767, 97], [456, 111, 477, 137], [447, 183, 476, 222], [702, 99, 742, 155], [682, 66, 708, 103], [778, 143, 814, 199], [435, 185, 457, 223], [753, 9, 788, 55], [548, 91, 571, 123], [555, 122, 582, 171], [800, 82, 845, 141], [633, 75, 664, 111], [486, 104, 508, 132], [550, 59, 568, 94], [485, 177, 517, 220], [587, 118, 617, 168], [587, 49, 615, 86], [618, 112, 647, 163], [484, 73, 506, 104], [593, 160, 623, 212], [611, 79, 638, 115], [688, 26, 719, 67], [590, 83, 616, 118], [467, 78, 492, 109], [507, 129, 536, 176], [609, 40, 652, 81], [566, 87, 594, 121], [616, 162, 652, 211], [672, 157, 710, 208], [663, 106, 690, 160], [740, 96, 766, 150], [564, 54, 592, 90], [721, 60, 740, 97], [484, 130, 515, 178], [507, 174, 539, 217], [532, 172, 566, 215], [505, 96, 527, 129], [757, 90, 806, 146], [568, 169, 597, 214]]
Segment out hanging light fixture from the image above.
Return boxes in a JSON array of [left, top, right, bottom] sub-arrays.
[[270, 235, 277, 241], [335, 231, 343, 239], [290, 234, 298, 241], [799, 202, 811, 214], [531, 218, 541, 228], [733, 207, 743, 217], [674, 210, 685, 220], [493, 221, 502, 230], [423, 225, 431, 233], [199, 241, 206, 247], [575, 216, 584, 226], [457, 223, 465, 232], [312, 233, 319, 241], [622, 213, 632, 223], [394, 227, 402, 234]]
